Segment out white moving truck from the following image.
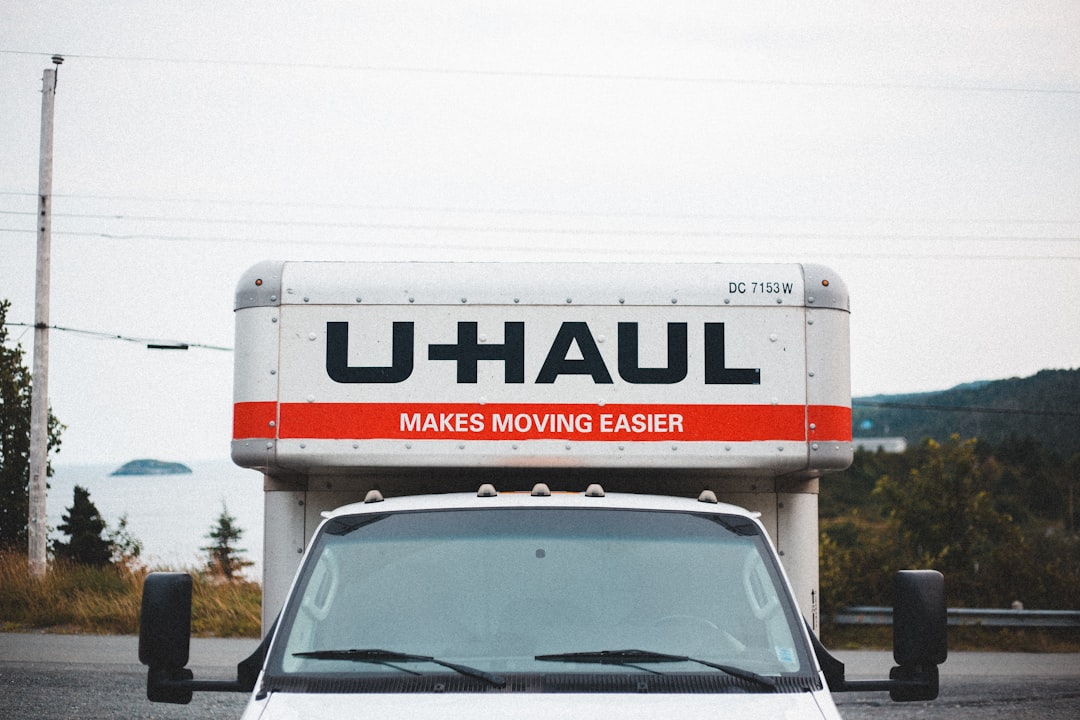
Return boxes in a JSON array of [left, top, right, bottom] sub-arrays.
[[140, 261, 946, 718]]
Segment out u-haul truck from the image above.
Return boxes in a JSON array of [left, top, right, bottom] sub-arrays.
[[139, 261, 946, 718]]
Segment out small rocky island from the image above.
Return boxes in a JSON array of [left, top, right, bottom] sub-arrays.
[[110, 459, 193, 476]]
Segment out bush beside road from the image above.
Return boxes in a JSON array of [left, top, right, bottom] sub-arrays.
[[0, 552, 261, 638]]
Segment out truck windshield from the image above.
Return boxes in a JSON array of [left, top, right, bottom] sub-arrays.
[[266, 507, 813, 689]]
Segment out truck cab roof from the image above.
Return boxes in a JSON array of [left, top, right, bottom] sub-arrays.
[[321, 484, 761, 522]]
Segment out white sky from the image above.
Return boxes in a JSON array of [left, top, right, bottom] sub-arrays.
[[1, 1, 1078, 465]]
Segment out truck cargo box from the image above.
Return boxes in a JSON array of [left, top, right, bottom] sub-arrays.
[[232, 261, 851, 489]]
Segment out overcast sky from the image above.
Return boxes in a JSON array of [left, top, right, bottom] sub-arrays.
[[2, 2, 1078, 466]]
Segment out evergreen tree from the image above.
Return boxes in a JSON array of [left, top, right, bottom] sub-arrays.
[[53, 485, 112, 566], [107, 513, 144, 569], [202, 504, 252, 580], [0, 299, 64, 550]]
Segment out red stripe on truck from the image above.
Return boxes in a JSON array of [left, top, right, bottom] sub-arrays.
[[232, 402, 852, 443], [807, 404, 854, 443], [233, 401, 278, 439]]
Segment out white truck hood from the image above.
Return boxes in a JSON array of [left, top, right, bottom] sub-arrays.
[[241, 689, 842, 720]]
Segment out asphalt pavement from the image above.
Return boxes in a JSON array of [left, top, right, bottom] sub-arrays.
[[1, 633, 1078, 720]]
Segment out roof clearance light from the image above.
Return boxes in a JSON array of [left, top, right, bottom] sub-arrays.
[[255, 278, 264, 287], [821, 279, 830, 287]]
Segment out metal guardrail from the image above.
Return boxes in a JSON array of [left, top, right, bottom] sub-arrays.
[[834, 606, 1080, 628]]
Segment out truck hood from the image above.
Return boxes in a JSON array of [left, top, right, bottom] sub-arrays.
[[242, 690, 841, 720]]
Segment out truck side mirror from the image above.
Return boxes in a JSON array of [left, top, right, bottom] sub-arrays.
[[810, 569, 947, 702], [139, 571, 267, 704], [890, 569, 947, 701], [139, 572, 195, 704]]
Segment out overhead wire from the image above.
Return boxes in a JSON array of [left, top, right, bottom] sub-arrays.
[[2, 190, 1079, 238], [1, 322, 1072, 418], [2, 49, 1076, 258], [1, 195, 1078, 257], [852, 400, 1080, 418], [1, 200, 1080, 228], [3, 48, 1079, 96], [3, 322, 231, 352], [1, 227, 1078, 260]]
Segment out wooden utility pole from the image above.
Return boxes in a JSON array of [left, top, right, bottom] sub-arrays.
[[28, 56, 62, 578]]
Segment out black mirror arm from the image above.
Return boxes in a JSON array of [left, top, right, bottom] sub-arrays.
[[805, 619, 848, 691], [805, 620, 940, 701], [147, 618, 277, 704]]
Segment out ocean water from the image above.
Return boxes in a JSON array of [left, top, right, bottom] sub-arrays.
[[45, 460, 264, 579]]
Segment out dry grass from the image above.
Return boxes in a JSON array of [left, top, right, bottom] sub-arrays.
[[0, 551, 260, 637]]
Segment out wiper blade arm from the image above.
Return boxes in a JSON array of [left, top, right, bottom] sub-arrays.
[[294, 648, 506, 688], [535, 649, 776, 689]]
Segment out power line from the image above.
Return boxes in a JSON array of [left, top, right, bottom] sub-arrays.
[[2, 204, 1080, 230], [2, 194, 1078, 256], [3, 212, 1080, 244], [2, 324, 1073, 416], [3, 322, 232, 352], [1, 226, 1078, 261], [852, 400, 1080, 419], [2, 48, 1078, 96], [1, 200, 1078, 247], [0, 225, 1077, 259], [3, 191, 1079, 228]]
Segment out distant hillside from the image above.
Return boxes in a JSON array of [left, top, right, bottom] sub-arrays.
[[852, 368, 1080, 460]]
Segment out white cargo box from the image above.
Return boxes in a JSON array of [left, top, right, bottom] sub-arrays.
[[232, 261, 851, 481]]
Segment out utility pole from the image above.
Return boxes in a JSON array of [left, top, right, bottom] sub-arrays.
[[28, 56, 62, 578]]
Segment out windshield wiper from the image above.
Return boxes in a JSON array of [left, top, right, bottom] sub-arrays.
[[535, 649, 776, 689], [293, 648, 506, 688]]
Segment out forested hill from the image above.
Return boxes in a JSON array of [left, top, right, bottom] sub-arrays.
[[852, 368, 1080, 459]]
